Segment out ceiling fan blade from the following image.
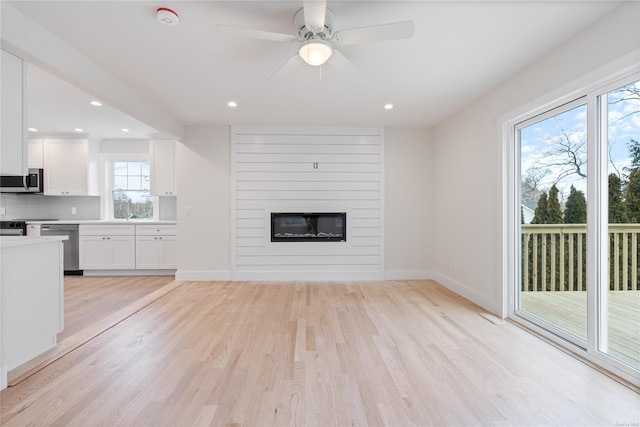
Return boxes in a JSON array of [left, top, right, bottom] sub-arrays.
[[216, 24, 297, 43], [334, 20, 414, 45], [303, 0, 327, 33], [267, 53, 304, 82], [327, 49, 360, 77]]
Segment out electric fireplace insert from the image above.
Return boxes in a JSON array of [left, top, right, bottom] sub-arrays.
[[271, 212, 346, 242]]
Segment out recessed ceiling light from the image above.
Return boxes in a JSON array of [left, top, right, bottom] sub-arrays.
[[384, 103, 394, 110], [90, 101, 102, 106], [74, 128, 84, 132], [121, 128, 130, 132], [227, 101, 238, 108], [28, 127, 38, 132]]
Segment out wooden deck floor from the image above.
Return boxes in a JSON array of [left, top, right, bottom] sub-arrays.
[[1, 280, 638, 426], [520, 291, 640, 369]]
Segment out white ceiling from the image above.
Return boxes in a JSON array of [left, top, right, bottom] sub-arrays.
[[26, 64, 160, 139], [9, 1, 623, 140]]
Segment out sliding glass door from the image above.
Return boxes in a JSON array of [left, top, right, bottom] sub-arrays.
[[517, 100, 589, 346], [514, 75, 639, 378], [600, 80, 640, 370]]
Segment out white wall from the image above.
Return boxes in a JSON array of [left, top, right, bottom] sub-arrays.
[[384, 127, 433, 279], [176, 126, 230, 280], [100, 139, 149, 154], [176, 125, 435, 281], [431, 1, 640, 315]]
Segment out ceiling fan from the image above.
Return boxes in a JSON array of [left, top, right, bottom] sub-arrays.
[[217, 0, 414, 77]]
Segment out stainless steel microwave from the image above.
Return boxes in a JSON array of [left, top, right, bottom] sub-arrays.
[[0, 168, 44, 193]]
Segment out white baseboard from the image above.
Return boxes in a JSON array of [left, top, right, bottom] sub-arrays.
[[171, 270, 386, 282], [82, 270, 176, 277], [431, 271, 499, 315], [175, 270, 427, 282], [174, 270, 231, 281], [384, 269, 434, 280], [232, 271, 385, 282]]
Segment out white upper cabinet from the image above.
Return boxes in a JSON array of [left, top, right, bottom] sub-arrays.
[[43, 138, 89, 195], [1, 50, 27, 176], [150, 139, 177, 196]]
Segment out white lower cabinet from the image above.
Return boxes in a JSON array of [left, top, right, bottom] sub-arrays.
[[79, 223, 176, 272], [79, 225, 136, 270], [135, 225, 177, 269]]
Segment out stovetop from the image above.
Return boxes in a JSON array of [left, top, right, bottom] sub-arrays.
[[0, 221, 27, 235], [1, 221, 26, 227], [1, 219, 58, 231]]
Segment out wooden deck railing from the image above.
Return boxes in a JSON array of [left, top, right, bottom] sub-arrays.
[[521, 224, 640, 292]]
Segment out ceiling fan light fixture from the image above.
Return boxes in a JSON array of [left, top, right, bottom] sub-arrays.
[[299, 40, 333, 66]]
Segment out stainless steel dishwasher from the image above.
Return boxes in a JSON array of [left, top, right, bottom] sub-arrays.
[[40, 224, 82, 275]]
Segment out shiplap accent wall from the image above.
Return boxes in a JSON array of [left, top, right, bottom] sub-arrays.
[[231, 126, 384, 280]]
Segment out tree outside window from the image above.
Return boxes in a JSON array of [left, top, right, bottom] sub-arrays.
[[112, 161, 152, 219]]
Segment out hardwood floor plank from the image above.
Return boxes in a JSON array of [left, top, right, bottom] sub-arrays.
[[60, 275, 175, 341], [1, 280, 638, 426]]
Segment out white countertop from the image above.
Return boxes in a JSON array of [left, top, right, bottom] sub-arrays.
[[24, 220, 177, 225], [0, 235, 68, 249]]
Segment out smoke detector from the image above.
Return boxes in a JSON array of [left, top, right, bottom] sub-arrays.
[[157, 8, 179, 26]]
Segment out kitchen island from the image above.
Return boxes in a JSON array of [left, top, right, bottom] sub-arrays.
[[0, 236, 66, 390]]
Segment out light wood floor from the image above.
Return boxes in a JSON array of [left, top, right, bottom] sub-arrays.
[[1, 280, 638, 426], [59, 275, 175, 341]]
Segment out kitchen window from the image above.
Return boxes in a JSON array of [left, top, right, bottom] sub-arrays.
[[111, 160, 153, 220]]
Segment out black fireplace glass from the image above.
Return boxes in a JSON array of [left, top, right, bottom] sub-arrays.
[[271, 212, 346, 242]]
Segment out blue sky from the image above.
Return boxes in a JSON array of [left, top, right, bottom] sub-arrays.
[[520, 80, 640, 203]]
